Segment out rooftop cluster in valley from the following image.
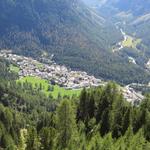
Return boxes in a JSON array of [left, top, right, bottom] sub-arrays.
[[0, 50, 144, 103], [0, 50, 102, 89]]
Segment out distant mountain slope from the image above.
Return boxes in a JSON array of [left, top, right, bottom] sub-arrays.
[[0, 0, 150, 84], [0, 0, 118, 53], [97, 0, 150, 16], [110, 0, 150, 57], [115, 0, 150, 16]]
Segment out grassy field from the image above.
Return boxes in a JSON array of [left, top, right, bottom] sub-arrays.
[[10, 64, 20, 73], [122, 36, 141, 49], [17, 76, 81, 98]]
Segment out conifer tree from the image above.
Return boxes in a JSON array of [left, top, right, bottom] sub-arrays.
[[56, 99, 79, 150], [87, 133, 102, 150], [122, 107, 132, 135], [101, 133, 114, 150], [88, 93, 95, 119], [114, 137, 126, 150], [1, 133, 16, 150], [131, 129, 146, 150], [26, 127, 41, 150], [144, 109, 150, 140], [77, 88, 88, 122], [123, 125, 133, 149], [39, 127, 56, 150]]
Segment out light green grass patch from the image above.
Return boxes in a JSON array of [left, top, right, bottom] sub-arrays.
[[122, 36, 141, 49], [10, 64, 20, 73], [17, 76, 81, 98], [133, 39, 142, 48]]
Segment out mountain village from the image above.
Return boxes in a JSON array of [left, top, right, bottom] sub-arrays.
[[0, 50, 144, 104], [0, 50, 102, 89]]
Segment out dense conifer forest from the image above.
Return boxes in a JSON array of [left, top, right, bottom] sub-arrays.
[[0, 60, 150, 149]]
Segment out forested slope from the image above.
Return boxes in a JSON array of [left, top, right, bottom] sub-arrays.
[[0, 0, 150, 84], [0, 60, 150, 149]]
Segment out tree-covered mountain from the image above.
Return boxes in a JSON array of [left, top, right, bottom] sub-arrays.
[[0, 0, 122, 56], [93, 0, 150, 16], [0, 0, 150, 84], [83, 0, 150, 83], [99, 0, 150, 59]]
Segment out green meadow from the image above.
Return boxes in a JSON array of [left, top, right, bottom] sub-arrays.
[[17, 76, 81, 98], [9, 64, 20, 73], [122, 36, 141, 49]]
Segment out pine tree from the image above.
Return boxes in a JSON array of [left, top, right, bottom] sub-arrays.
[[1, 133, 16, 150], [101, 133, 114, 150], [123, 125, 133, 149], [131, 129, 146, 150], [2, 108, 13, 131], [0, 121, 5, 141], [39, 127, 56, 150], [77, 88, 88, 122], [100, 108, 111, 136], [87, 133, 102, 150], [88, 93, 95, 119], [26, 127, 41, 150], [144, 109, 150, 140], [96, 82, 118, 123], [114, 137, 126, 150], [56, 99, 79, 150], [122, 107, 132, 135]]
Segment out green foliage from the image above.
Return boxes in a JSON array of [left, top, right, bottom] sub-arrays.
[[26, 127, 41, 150], [56, 100, 79, 149], [39, 127, 56, 150], [0, 63, 150, 149], [17, 76, 81, 98], [18, 129, 27, 150], [9, 64, 20, 73]]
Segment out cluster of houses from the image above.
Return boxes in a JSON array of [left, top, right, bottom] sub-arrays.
[[0, 50, 145, 103], [122, 85, 144, 104], [0, 50, 102, 89]]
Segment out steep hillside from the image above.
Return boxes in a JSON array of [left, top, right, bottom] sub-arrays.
[[0, 0, 120, 54], [108, 0, 150, 61], [83, 0, 150, 75], [0, 62, 149, 149]]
